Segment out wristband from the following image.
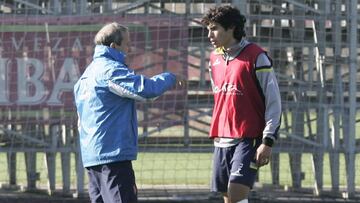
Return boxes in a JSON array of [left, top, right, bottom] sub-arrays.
[[262, 137, 274, 147]]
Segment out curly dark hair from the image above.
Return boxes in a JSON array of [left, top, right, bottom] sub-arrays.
[[201, 5, 246, 41]]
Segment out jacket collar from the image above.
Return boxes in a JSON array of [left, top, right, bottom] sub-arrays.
[[220, 39, 250, 65], [224, 39, 249, 59], [93, 45, 126, 63]]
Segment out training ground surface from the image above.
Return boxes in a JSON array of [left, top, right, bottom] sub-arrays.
[[0, 186, 359, 203]]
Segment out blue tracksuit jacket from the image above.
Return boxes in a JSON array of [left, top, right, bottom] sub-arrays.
[[74, 45, 176, 167]]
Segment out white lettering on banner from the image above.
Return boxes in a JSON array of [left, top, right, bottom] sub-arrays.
[[72, 38, 83, 51], [47, 58, 80, 105], [12, 37, 25, 51], [0, 58, 10, 104], [52, 37, 62, 51], [16, 58, 46, 105], [34, 37, 43, 52], [8, 37, 83, 52], [0, 57, 80, 106]]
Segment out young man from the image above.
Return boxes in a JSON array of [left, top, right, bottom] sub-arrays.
[[74, 22, 177, 203], [201, 6, 282, 203]]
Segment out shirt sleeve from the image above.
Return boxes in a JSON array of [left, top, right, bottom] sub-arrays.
[[255, 53, 282, 143], [107, 65, 176, 101]]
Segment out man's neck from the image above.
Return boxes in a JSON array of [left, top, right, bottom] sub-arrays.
[[223, 39, 239, 50]]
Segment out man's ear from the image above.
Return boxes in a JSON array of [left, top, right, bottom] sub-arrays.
[[110, 42, 116, 48]]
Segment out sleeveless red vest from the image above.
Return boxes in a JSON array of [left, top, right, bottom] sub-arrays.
[[209, 43, 266, 139]]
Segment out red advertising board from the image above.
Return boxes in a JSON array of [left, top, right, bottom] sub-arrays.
[[0, 15, 187, 110]]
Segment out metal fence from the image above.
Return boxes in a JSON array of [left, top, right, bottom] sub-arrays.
[[0, 0, 359, 201]]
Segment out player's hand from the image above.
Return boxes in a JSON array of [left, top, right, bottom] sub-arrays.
[[255, 144, 272, 167], [175, 74, 187, 89]]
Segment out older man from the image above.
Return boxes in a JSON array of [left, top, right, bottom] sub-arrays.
[[74, 22, 177, 203]]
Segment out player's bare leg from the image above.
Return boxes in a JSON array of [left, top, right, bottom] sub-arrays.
[[227, 182, 249, 203], [222, 192, 230, 203]]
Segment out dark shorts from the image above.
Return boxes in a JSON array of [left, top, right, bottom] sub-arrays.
[[211, 137, 261, 193], [86, 161, 138, 203]]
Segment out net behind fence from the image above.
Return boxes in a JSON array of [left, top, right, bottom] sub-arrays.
[[0, 0, 359, 201]]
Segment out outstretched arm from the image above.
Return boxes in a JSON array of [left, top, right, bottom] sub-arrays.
[[108, 66, 177, 101]]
